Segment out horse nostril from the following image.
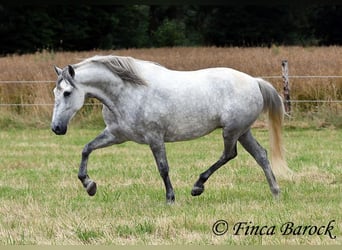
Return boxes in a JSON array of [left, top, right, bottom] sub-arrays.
[[52, 124, 66, 135], [52, 125, 60, 134]]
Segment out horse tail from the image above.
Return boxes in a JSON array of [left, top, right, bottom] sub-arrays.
[[257, 78, 293, 179]]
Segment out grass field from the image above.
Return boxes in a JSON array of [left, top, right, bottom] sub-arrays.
[[0, 126, 341, 245]]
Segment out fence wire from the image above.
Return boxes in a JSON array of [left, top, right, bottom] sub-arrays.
[[0, 103, 103, 106], [0, 75, 341, 106], [1, 75, 342, 84]]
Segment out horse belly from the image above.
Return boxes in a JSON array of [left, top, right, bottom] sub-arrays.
[[164, 124, 219, 142], [163, 108, 221, 142]]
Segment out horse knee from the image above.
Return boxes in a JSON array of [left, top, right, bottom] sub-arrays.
[[222, 146, 237, 163]]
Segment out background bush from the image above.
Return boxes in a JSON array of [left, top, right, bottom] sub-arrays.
[[1, 4, 342, 55]]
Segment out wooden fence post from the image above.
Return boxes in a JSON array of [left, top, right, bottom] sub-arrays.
[[282, 60, 291, 114]]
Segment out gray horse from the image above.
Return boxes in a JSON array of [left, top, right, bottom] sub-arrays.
[[51, 55, 291, 203]]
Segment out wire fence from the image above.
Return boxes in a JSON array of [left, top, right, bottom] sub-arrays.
[[0, 80, 55, 84], [0, 75, 342, 106], [260, 75, 342, 79], [0, 103, 102, 106]]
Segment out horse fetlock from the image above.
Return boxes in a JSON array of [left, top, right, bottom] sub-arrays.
[[78, 173, 87, 182], [166, 192, 175, 204], [271, 186, 280, 198]]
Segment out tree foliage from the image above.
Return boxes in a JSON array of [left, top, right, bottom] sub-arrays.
[[0, 4, 342, 55]]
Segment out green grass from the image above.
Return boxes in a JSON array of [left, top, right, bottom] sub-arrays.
[[0, 126, 341, 245]]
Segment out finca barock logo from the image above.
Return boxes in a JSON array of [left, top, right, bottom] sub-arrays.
[[212, 220, 336, 240]]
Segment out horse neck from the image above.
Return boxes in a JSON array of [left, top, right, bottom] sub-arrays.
[[75, 64, 143, 113]]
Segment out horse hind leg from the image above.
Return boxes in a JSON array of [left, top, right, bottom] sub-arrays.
[[238, 129, 280, 197], [191, 131, 238, 196]]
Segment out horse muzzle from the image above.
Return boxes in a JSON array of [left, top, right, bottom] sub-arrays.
[[51, 123, 67, 135]]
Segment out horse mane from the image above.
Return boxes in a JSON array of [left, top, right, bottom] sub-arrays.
[[79, 55, 147, 86]]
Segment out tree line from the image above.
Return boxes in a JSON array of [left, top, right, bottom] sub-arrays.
[[1, 4, 342, 55]]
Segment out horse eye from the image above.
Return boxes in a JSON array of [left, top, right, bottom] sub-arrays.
[[63, 91, 71, 97]]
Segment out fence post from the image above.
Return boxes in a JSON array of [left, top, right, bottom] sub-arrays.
[[282, 60, 291, 114]]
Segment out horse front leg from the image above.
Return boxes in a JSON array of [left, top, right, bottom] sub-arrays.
[[78, 129, 121, 196], [150, 142, 175, 204]]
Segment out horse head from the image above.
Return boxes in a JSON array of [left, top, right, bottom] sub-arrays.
[[51, 65, 85, 135]]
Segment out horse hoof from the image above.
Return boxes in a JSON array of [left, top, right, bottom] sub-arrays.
[[166, 199, 175, 205], [191, 185, 204, 196], [86, 181, 97, 196], [272, 188, 281, 200]]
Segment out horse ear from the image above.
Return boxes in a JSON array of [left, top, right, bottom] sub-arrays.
[[54, 66, 62, 76], [68, 65, 75, 78]]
